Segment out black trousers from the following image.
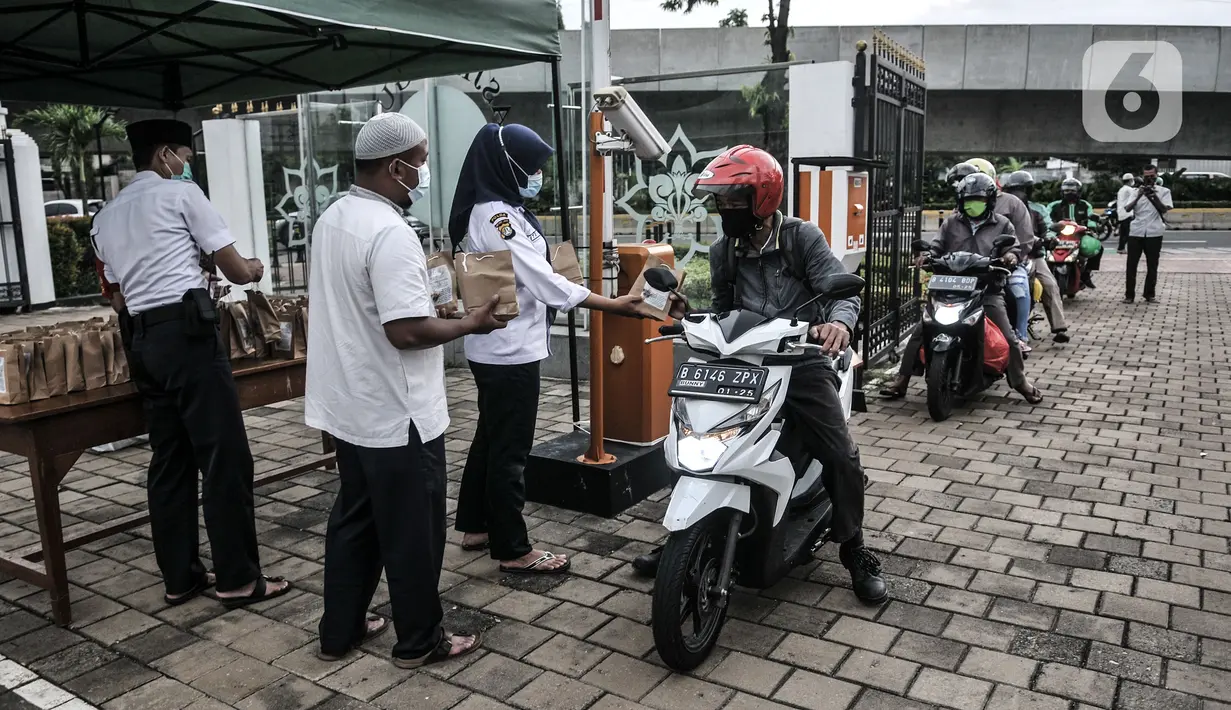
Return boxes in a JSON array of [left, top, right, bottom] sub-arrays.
[[1126, 236, 1164, 300], [456, 361, 540, 561], [319, 426, 447, 659], [782, 362, 865, 544], [1117, 219, 1132, 251], [128, 319, 260, 595]]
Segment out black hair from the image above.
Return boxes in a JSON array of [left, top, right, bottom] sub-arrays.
[[1142, 164, 1158, 173], [134, 143, 184, 170], [355, 157, 387, 175]]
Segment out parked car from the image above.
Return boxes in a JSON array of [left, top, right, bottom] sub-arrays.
[[1178, 171, 1230, 180], [45, 199, 104, 217]]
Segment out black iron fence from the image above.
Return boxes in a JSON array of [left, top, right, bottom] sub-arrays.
[[0, 140, 29, 310]]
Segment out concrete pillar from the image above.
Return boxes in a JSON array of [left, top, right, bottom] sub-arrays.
[[0, 123, 56, 306], [201, 118, 273, 295]]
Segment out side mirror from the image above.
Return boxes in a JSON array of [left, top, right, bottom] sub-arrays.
[[993, 235, 1016, 253], [643, 266, 679, 292], [817, 273, 866, 300]]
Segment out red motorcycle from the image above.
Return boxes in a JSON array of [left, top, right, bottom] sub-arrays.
[[1045, 221, 1089, 298]]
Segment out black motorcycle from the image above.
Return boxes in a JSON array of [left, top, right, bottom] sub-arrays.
[[914, 236, 1015, 422]]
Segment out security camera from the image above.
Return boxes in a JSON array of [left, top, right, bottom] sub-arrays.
[[593, 86, 670, 162]]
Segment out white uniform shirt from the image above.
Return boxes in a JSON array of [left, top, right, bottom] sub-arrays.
[[462, 201, 590, 366], [1116, 184, 1137, 221], [304, 188, 448, 448], [1128, 185, 1173, 238], [90, 171, 235, 315]]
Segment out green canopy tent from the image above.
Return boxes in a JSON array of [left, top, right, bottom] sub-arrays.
[[0, 0, 584, 418], [0, 0, 560, 109]]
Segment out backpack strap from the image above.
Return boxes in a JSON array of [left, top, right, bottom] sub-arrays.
[[778, 216, 815, 296]]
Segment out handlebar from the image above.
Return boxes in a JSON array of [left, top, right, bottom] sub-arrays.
[[659, 324, 685, 336]]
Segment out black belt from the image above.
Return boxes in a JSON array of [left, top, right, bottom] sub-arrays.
[[131, 302, 184, 329]]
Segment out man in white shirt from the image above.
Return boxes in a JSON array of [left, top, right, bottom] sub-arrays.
[[306, 113, 501, 667], [1115, 172, 1137, 254], [1123, 165, 1173, 303], [91, 120, 290, 609]]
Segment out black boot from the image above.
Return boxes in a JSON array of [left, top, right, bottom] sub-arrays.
[[632, 547, 662, 577], [840, 540, 888, 605], [1081, 271, 1096, 289]]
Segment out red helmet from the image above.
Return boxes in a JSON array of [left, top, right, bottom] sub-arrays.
[[693, 145, 784, 220]]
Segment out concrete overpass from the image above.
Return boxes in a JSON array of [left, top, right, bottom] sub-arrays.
[[481, 24, 1231, 157]]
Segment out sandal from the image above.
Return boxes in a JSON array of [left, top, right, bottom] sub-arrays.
[[218, 575, 292, 610], [460, 538, 490, 552], [1019, 386, 1044, 405], [316, 614, 390, 662], [499, 551, 571, 575], [878, 379, 909, 400], [393, 631, 482, 669], [165, 572, 215, 607]]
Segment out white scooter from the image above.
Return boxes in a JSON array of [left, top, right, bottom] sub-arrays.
[[641, 268, 865, 672]]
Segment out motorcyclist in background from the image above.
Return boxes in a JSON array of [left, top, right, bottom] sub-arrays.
[[632, 145, 888, 605], [1047, 178, 1102, 289], [1001, 170, 1070, 343], [881, 173, 1042, 403]]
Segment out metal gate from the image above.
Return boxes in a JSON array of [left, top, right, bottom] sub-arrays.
[[854, 31, 926, 365], [0, 139, 29, 310]]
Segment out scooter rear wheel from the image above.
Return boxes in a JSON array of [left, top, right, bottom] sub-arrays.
[[926, 351, 955, 422], [652, 513, 732, 672]]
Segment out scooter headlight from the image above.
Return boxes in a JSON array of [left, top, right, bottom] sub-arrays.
[[962, 308, 984, 326], [1065, 252, 1078, 263], [673, 382, 780, 472], [934, 304, 963, 326]]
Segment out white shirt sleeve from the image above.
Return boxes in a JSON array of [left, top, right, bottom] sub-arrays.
[[475, 209, 590, 312], [88, 219, 118, 283], [1159, 186, 1174, 209], [1117, 186, 1134, 214], [368, 225, 435, 324], [180, 185, 236, 255]]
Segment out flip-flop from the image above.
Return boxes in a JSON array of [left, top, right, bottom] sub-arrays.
[[1019, 386, 1044, 405], [393, 631, 482, 669], [316, 615, 390, 662], [499, 551, 571, 575], [165, 573, 215, 607], [218, 575, 292, 610]]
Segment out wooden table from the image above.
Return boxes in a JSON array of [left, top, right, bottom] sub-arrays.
[[0, 359, 334, 625]]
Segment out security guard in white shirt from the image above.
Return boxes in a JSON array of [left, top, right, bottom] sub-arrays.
[[91, 119, 290, 609], [447, 123, 641, 575]]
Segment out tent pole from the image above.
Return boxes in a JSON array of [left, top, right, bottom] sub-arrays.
[[550, 57, 581, 427], [581, 110, 613, 465]]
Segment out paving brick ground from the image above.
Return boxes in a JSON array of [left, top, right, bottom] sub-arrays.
[[1, 255, 1230, 709]]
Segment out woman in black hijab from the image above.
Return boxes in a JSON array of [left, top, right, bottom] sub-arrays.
[[448, 124, 640, 574]]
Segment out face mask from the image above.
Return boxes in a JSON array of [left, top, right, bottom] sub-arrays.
[[1143, 176, 1156, 186], [1063, 192, 1079, 202], [393, 159, 430, 205], [165, 151, 192, 182], [961, 200, 988, 219], [520, 171, 544, 199], [719, 208, 760, 239]]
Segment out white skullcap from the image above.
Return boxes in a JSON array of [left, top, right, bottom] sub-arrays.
[[354, 112, 427, 160]]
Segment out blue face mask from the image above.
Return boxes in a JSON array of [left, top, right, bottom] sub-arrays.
[[520, 171, 543, 199], [166, 151, 193, 182]]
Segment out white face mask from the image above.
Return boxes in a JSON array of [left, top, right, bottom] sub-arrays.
[[392, 159, 430, 205]]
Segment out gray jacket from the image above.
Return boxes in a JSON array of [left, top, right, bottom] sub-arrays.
[[995, 192, 1035, 258], [937, 211, 1017, 257], [710, 215, 859, 332]]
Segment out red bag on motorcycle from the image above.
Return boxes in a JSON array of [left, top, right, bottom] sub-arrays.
[[982, 319, 1009, 374]]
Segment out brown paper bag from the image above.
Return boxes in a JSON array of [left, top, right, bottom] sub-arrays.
[[628, 255, 686, 322], [228, 302, 260, 358], [425, 252, 460, 316], [81, 330, 108, 390], [0, 343, 29, 405], [551, 241, 585, 285], [110, 331, 130, 384], [42, 335, 67, 396], [60, 332, 85, 392], [246, 290, 282, 344], [24, 341, 50, 401], [455, 251, 519, 321], [100, 329, 117, 385]]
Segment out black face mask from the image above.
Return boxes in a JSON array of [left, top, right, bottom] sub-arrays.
[[719, 208, 760, 240], [1143, 176, 1157, 186], [1063, 192, 1079, 202]]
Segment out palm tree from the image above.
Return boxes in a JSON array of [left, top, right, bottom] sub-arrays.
[[17, 104, 127, 208]]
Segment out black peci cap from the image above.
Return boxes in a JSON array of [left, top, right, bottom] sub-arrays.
[[125, 119, 193, 152]]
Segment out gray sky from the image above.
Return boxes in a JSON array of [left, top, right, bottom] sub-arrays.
[[560, 0, 1231, 28]]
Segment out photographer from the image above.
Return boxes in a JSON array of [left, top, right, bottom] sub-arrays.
[[1115, 173, 1137, 254], [1123, 165, 1173, 304]]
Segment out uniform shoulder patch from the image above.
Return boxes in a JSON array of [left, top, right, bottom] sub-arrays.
[[493, 217, 516, 240], [488, 212, 509, 224]]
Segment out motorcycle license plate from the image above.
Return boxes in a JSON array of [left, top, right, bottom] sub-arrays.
[[669, 363, 768, 403], [928, 275, 978, 292]]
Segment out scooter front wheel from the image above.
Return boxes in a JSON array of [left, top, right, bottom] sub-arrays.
[[651, 513, 732, 672], [926, 350, 955, 422]]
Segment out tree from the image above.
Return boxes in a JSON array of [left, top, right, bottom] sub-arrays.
[[720, 9, 748, 26], [662, 1, 792, 162], [18, 104, 126, 206]]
